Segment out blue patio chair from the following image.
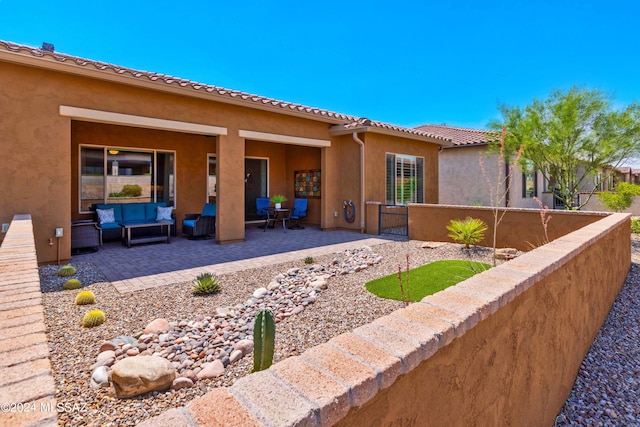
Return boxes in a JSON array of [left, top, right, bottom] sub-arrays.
[[182, 203, 216, 239], [289, 198, 308, 230], [256, 197, 274, 230]]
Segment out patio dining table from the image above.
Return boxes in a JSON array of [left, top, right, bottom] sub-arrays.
[[264, 207, 291, 233]]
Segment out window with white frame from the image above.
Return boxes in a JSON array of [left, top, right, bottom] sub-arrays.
[[79, 146, 175, 212], [385, 153, 424, 205]]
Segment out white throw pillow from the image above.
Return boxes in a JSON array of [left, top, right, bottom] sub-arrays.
[[156, 206, 174, 221], [96, 208, 115, 224]]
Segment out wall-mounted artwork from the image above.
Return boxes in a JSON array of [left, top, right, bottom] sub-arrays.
[[294, 169, 321, 198]]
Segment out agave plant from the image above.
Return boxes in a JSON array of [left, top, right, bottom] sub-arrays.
[[192, 272, 221, 295], [446, 217, 488, 249]]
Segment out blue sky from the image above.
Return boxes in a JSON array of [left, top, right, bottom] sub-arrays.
[[1, 0, 638, 130]]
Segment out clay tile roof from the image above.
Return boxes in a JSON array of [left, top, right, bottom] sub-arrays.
[[617, 166, 631, 173], [0, 40, 451, 144], [414, 124, 500, 146], [0, 40, 360, 123], [341, 118, 450, 143]]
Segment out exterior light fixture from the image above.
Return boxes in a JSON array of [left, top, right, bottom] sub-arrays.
[[108, 149, 119, 155]]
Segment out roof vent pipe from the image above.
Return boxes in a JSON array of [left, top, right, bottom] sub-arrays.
[[352, 132, 366, 233]]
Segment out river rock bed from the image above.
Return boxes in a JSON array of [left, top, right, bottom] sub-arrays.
[[39, 241, 498, 426]]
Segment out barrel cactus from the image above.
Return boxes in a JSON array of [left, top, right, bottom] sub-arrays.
[[252, 309, 275, 373], [192, 272, 221, 295], [63, 279, 82, 290], [57, 265, 76, 277], [75, 290, 95, 305], [82, 310, 106, 328]]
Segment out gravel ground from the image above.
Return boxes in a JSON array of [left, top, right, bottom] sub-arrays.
[[554, 236, 640, 426], [40, 240, 497, 426], [40, 237, 639, 427]]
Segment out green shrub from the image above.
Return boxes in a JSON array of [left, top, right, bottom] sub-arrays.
[[57, 265, 76, 277], [121, 184, 142, 197], [82, 310, 106, 327], [75, 290, 96, 305], [63, 279, 82, 290], [631, 219, 640, 234], [109, 184, 142, 198], [446, 217, 488, 249], [304, 256, 314, 264], [192, 273, 221, 295], [598, 182, 640, 212]]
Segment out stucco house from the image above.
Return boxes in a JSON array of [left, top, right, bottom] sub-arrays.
[[421, 124, 640, 213], [417, 124, 547, 209], [0, 40, 451, 263]]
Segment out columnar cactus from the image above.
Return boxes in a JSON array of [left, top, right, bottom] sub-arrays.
[[252, 309, 275, 372]]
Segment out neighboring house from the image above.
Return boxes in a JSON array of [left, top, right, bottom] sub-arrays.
[[0, 41, 450, 263], [415, 124, 546, 209]]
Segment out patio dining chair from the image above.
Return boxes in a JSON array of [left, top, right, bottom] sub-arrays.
[[256, 197, 274, 229], [288, 198, 308, 229], [182, 203, 216, 239]]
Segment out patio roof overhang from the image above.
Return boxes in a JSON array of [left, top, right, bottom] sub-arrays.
[[59, 105, 227, 136], [238, 130, 330, 147]]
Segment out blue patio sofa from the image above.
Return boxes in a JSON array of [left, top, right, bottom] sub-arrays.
[[93, 202, 175, 243]]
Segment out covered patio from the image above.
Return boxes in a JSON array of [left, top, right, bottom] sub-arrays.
[[72, 225, 404, 292]]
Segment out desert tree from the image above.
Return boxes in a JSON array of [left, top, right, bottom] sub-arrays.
[[493, 87, 640, 210]]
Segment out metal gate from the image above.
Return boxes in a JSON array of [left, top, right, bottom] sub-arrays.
[[378, 204, 408, 236]]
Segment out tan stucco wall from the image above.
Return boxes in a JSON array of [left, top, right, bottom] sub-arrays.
[[321, 134, 362, 230], [2, 61, 372, 260], [364, 132, 439, 204], [440, 146, 546, 209], [137, 212, 630, 426], [336, 213, 630, 426], [409, 204, 606, 251], [439, 145, 494, 205]]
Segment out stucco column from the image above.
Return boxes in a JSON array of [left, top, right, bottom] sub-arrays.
[[321, 145, 339, 230], [216, 132, 245, 243]]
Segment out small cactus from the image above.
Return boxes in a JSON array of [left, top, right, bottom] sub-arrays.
[[192, 273, 221, 295], [63, 279, 82, 290], [252, 309, 275, 373], [82, 310, 106, 328], [75, 290, 95, 305], [57, 265, 76, 277]]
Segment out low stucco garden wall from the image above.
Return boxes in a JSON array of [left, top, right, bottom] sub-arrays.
[[0, 215, 57, 427], [141, 211, 630, 426], [408, 203, 607, 251], [0, 209, 629, 426]]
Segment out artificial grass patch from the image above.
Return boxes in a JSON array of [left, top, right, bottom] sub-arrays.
[[365, 260, 491, 302]]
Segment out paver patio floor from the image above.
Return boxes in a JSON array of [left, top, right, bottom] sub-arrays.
[[72, 225, 405, 293]]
